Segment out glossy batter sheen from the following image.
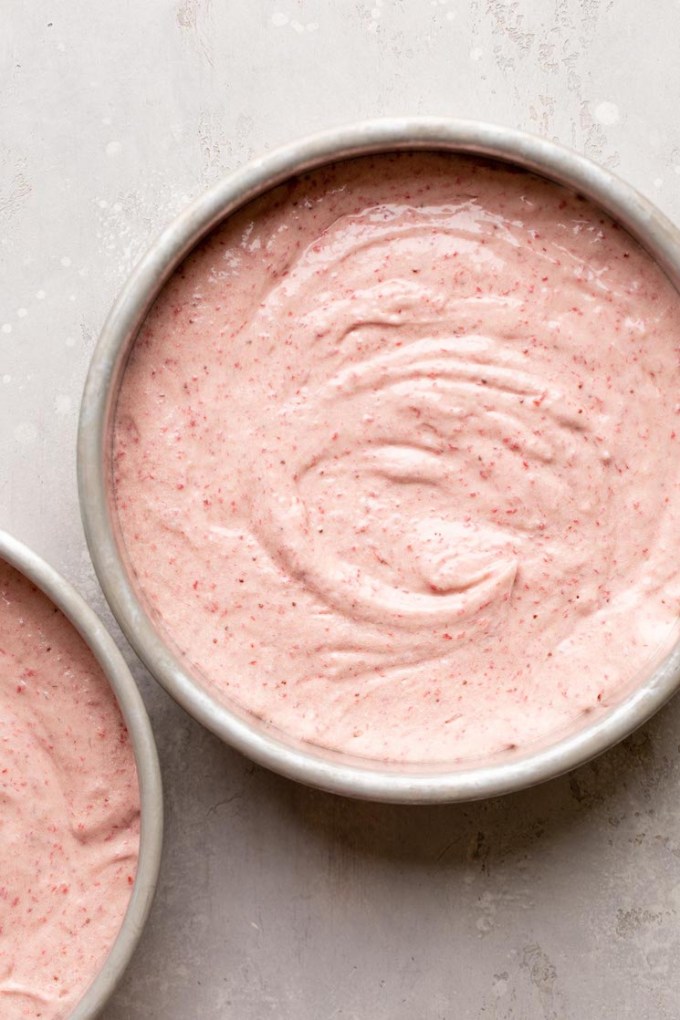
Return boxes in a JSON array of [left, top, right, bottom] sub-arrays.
[[114, 153, 680, 763], [0, 560, 139, 1019]]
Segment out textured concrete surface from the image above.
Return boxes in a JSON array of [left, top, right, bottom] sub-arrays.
[[3, 2, 680, 1017]]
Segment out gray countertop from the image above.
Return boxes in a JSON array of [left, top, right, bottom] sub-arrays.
[[3, 2, 680, 1017]]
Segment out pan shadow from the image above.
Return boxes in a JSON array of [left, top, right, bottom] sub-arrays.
[[236, 694, 677, 869]]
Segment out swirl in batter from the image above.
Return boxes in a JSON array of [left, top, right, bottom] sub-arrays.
[[114, 153, 680, 763]]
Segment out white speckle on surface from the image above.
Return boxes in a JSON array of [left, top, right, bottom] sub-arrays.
[[112, 202, 123, 213], [271, 12, 288, 26], [60, 256, 72, 267], [594, 101, 620, 126], [17, 308, 27, 318], [446, 10, 456, 19], [36, 290, 46, 299], [69, 294, 77, 302], [470, 47, 484, 61], [65, 336, 76, 348], [2, 323, 12, 334], [367, 3, 382, 32], [106, 140, 122, 156], [653, 177, 663, 187], [14, 421, 38, 445], [54, 394, 72, 415], [290, 20, 305, 33], [98, 199, 109, 208], [2, 375, 11, 384], [306, 22, 319, 32]]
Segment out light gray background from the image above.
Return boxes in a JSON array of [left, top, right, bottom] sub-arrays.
[[3, 2, 680, 1017]]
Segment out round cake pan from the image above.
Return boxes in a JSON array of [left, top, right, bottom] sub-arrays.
[[0, 529, 163, 1018], [78, 118, 680, 803]]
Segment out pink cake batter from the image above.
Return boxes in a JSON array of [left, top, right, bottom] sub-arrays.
[[114, 153, 680, 763], [0, 559, 139, 1019]]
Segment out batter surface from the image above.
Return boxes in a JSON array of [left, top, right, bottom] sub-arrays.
[[0, 560, 139, 1018], [114, 153, 680, 763]]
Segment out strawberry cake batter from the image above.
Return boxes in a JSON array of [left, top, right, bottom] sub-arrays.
[[113, 153, 680, 763], [0, 559, 139, 1018]]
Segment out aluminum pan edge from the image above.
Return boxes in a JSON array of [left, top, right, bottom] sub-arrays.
[[0, 529, 163, 1017]]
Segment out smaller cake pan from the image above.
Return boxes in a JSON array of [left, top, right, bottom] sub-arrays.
[[0, 529, 163, 1018], [78, 118, 680, 803]]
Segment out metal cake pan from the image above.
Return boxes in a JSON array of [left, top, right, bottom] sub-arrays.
[[0, 529, 163, 1017], [78, 118, 680, 803]]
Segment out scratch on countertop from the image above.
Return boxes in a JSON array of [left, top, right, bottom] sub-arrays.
[[177, 0, 215, 66], [520, 943, 565, 1020], [0, 165, 31, 221]]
